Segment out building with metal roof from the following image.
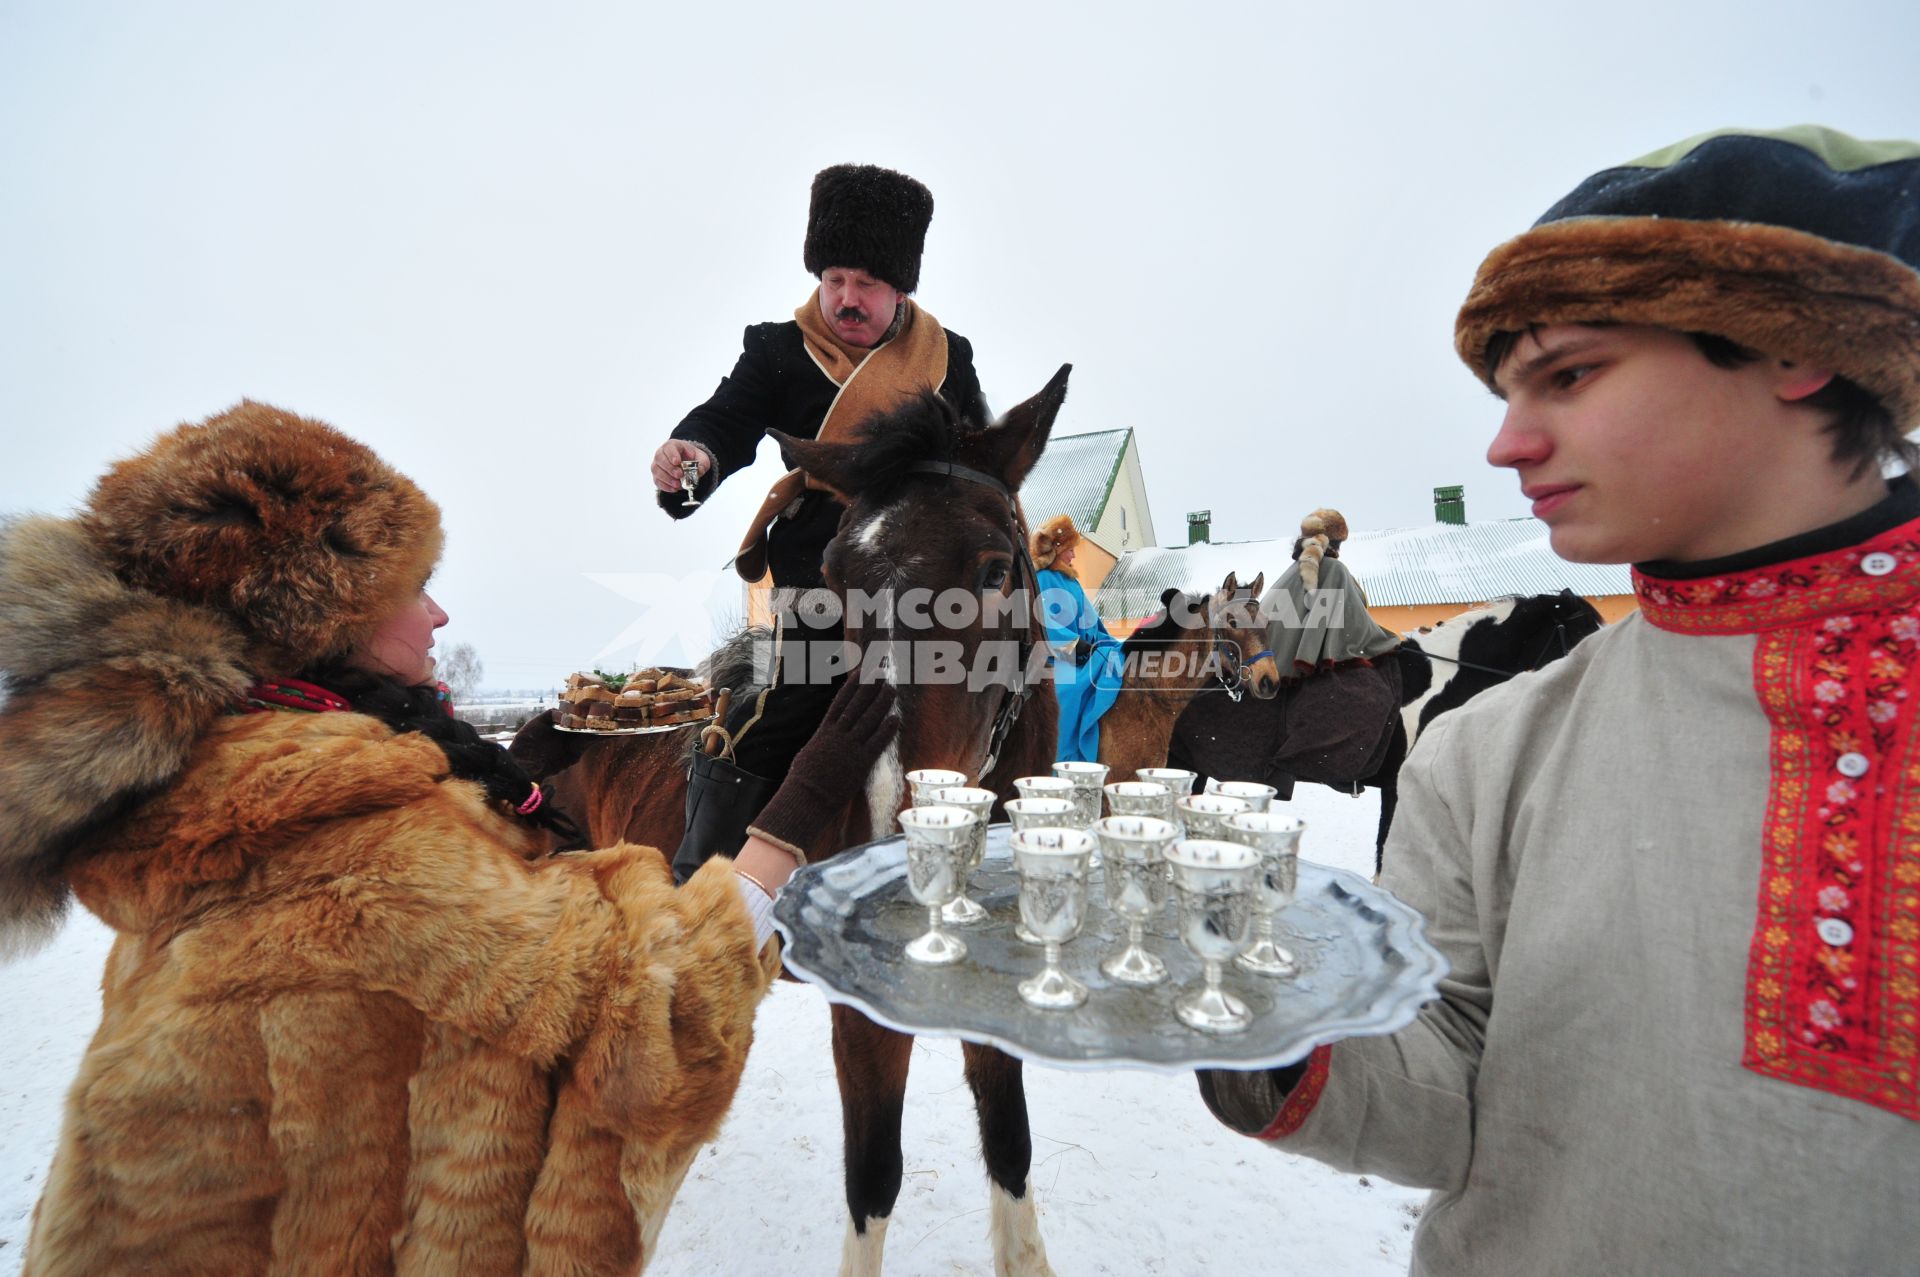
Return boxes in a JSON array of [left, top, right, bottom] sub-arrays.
[[1020, 428, 1157, 593], [1094, 518, 1636, 635]]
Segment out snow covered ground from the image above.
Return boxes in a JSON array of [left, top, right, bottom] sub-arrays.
[[0, 786, 1423, 1276]]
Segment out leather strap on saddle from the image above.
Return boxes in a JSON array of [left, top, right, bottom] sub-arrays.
[[731, 292, 949, 582]]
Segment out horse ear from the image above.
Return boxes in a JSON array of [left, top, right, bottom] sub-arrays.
[[1221, 571, 1239, 594], [1160, 586, 1181, 610], [978, 363, 1071, 491], [1248, 571, 1265, 597], [767, 429, 860, 503]]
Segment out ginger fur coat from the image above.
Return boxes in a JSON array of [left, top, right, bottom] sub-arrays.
[[6, 517, 780, 1276]]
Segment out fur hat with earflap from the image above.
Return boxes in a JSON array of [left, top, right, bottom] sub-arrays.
[[1031, 513, 1082, 576], [0, 400, 444, 955], [1292, 508, 1349, 590], [1455, 126, 1920, 430]]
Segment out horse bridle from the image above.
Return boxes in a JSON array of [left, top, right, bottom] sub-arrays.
[[905, 460, 1040, 776]]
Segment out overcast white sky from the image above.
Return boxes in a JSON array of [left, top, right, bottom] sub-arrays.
[[3, 1, 1916, 688]]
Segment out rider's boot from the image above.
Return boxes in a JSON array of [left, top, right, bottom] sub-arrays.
[[672, 751, 781, 885]]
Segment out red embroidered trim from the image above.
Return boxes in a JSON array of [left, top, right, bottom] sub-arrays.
[[1745, 605, 1920, 1119], [1635, 519, 1920, 635], [1256, 1045, 1333, 1140], [240, 679, 353, 714]]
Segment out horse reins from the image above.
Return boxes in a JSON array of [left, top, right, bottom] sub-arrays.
[[906, 460, 1040, 776], [1409, 621, 1577, 682]]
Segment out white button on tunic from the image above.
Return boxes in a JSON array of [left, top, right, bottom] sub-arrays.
[[1837, 751, 1871, 778], [1817, 917, 1855, 947], [1861, 552, 1898, 576]]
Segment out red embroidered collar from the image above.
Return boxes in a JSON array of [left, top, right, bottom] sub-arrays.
[[1634, 516, 1920, 634], [240, 679, 353, 714]]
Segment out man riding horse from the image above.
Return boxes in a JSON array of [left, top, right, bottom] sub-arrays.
[[1176, 506, 1404, 795], [649, 163, 989, 881], [1259, 507, 1403, 789]]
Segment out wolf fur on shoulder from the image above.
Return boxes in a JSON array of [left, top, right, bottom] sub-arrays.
[[4, 402, 779, 1275]]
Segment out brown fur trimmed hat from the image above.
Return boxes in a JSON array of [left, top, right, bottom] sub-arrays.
[[803, 164, 935, 294], [1456, 126, 1920, 430], [1294, 509, 1347, 590], [1030, 513, 1081, 571], [81, 400, 443, 674]]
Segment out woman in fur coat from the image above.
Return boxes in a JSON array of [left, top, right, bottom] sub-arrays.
[[0, 401, 896, 1276]]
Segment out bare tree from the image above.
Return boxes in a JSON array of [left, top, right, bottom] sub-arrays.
[[439, 641, 483, 702]]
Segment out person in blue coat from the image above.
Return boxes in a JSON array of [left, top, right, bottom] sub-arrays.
[[1032, 514, 1126, 763]]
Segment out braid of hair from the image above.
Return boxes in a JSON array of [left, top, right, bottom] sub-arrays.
[[305, 664, 586, 848]]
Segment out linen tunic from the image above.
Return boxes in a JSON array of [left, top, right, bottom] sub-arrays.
[[1244, 513, 1920, 1274]]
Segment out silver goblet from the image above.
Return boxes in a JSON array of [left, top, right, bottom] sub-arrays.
[[1134, 767, 1199, 800], [906, 767, 971, 808], [1010, 828, 1095, 1009], [932, 785, 997, 926], [1174, 793, 1251, 841], [1013, 775, 1077, 809], [1004, 797, 1078, 941], [1165, 839, 1261, 1032], [1211, 780, 1278, 813], [679, 457, 703, 507], [1051, 760, 1110, 829], [896, 806, 978, 966], [1104, 780, 1174, 823], [1093, 816, 1177, 986], [1224, 811, 1305, 977], [1005, 796, 1076, 833], [1167, 793, 1251, 924]]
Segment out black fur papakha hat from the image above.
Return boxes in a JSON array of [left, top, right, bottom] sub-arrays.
[[1456, 126, 1920, 430], [804, 164, 935, 293]]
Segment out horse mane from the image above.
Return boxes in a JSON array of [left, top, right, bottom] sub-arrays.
[[829, 393, 981, 502], [697, 624, 771, 701], [1122, 590, 1193, 657]]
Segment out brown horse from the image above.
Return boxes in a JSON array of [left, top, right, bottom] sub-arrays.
[[1095, 573, 1273, 782], [514, 369, 1071, 1276]]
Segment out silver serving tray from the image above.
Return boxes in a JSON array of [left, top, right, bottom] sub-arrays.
[[774, 825, 1447, 1073], [552, 715, 714, 736]]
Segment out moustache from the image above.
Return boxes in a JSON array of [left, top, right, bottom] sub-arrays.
[[835, 308, 869, 324]]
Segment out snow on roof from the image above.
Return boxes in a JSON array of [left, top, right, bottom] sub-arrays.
[[1021, 428, 1131, 534], [1094, 518, 1633, 619]]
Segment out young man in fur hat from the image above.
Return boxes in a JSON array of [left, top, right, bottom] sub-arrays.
[[646, 164, 988, 880], [1200, 126, 1920, 1273]]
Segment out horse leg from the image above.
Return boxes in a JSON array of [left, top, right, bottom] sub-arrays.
[[1370, 720, 1408, 877], [1374, 777, 1397, 876], [962, 1042, 1057, 1277], [831, 1004, 914, 1277]]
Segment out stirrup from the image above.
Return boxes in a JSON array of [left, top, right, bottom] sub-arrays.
[[671, 751, 780, 885]]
